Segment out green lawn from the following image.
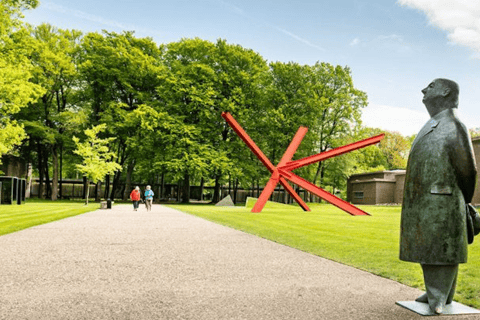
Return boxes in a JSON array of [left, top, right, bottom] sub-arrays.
[[0, 199, 99, 236], [168, 200, 480, 309]]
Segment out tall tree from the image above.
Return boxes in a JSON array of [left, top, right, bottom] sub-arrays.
[[0, 0, 43, 167], [158, 38, 269, 203], [34, 24, 81, 199], [256, 62, 367, 198], [353, 127, 411, 171], [306, 63, 367, 187], [79, 31, 165, 199], [72, 124, 122, 204]]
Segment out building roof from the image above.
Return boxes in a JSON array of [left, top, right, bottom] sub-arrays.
[[348, 170, 406, 178], [350, 178, 397, 184]]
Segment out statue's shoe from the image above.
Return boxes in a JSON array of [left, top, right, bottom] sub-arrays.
[[430, 301, 446, 314]]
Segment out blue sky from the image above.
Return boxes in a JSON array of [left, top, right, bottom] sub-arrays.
[[22, 0, 480, 136]]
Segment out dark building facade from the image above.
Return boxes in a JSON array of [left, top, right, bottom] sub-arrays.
[[347, 170, 405, 205], [0, 155, 27, 178]]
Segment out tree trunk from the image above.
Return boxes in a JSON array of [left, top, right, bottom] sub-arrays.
[[82, 176, 87, 199], [104, 175, 110, 199], [59, 144, 63, 199], [313, 161, 323, 186], [85, 179, 90, 205], [181, 172, 190, 203], [44, 152, 51, 199], [313, 161, 325, 203], [233, 178, 238, 204], [200, 177, 204, 201], [160, 172, 165, 200], [37, 143, 44, 199], [25, 163, 33, 198], [320, 166, 326, 203], [95, 181, 101, 202], [111, 170, 122, 200], [177, 180, 181, 202], [228, 175, 231, 197], [123, 160, 135, 200], [213, 174, 221, 203], [51, 144, 58, 201]]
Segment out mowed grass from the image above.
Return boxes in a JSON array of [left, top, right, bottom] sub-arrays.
[[168, 200, 480, 308], [0, 199, 99, 236]]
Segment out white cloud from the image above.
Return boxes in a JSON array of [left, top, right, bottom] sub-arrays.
[[362, 104, 429, 136], [398, 0, 480, 54], [350, 37, 360, 46]]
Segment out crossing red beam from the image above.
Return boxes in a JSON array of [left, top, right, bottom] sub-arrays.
[[279, 169, 370, 216], [252, 127, 310, 212], [279, 134, 385, 172], [221, 112, 275, 172], [221, 112, 384, 216]]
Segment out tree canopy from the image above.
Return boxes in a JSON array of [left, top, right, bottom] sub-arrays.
[[73, 124, 122, 204], [1, 4, 415, 203], [0, 0, 44, 168]]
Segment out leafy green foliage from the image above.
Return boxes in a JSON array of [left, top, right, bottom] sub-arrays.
[[78, 31, 167, 198], [156, 38, 270, 200], [0, 120, 26, 156], [73, 124, 122, 203], [1, 7, 415, 202], [0, 0, 44, 164], [73, 124, 122, 184]]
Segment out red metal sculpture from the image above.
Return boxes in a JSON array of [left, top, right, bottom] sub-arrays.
[[221, 112, 385, 215]]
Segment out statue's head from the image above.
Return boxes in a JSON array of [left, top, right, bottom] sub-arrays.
[[421, 78, 459, 117]]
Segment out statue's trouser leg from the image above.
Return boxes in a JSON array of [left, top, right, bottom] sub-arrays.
[[421, 264, 458, 314], [446, 267, 458, 304]]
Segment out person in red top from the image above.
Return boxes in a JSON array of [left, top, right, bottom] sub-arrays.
[[130, 186, 141, 211]]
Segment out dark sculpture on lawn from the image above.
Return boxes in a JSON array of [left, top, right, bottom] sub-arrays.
[[400, 78, 480, 314]]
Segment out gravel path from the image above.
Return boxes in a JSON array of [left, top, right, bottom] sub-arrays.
[[0, 204, 476, 319]]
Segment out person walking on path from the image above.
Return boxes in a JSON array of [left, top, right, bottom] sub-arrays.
[[144, 185, 154, 212], [130, 186, 141, 211]]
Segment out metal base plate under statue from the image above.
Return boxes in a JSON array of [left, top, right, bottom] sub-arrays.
[[396, 300, 480, 316]]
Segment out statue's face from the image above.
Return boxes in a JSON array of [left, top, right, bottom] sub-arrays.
[[421, 79, 445, 105]]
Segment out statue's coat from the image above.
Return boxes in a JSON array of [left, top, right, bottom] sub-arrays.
[[400, 108, 477, 264]]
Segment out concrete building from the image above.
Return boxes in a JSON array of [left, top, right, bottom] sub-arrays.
[[347, 170, 406, 205]]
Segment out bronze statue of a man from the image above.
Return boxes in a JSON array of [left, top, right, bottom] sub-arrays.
[[400, 78, 477, 314]]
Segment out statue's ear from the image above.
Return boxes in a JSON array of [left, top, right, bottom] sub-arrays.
[[442, 87, 451, 97]]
